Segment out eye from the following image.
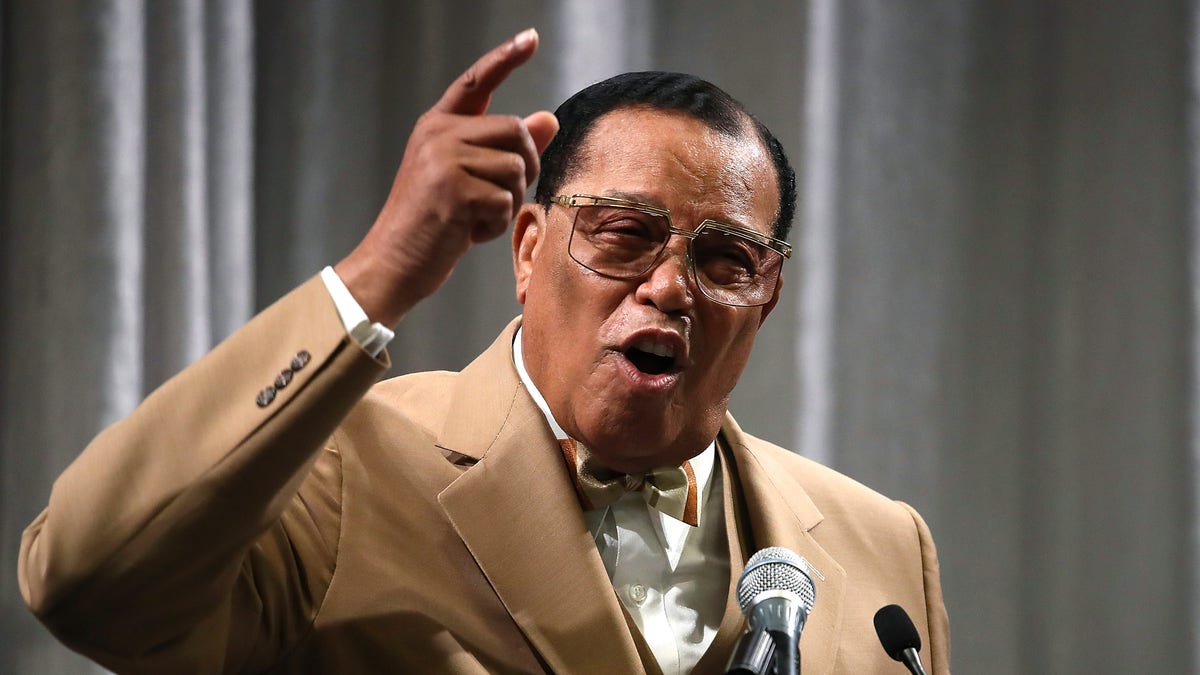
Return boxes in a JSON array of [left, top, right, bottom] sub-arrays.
[[593, 208, 656, 232], [693, 232, 763, 285], [577, 207, 667, 246]]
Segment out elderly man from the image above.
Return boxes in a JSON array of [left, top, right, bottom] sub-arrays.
[[20, 29, 949, 674]]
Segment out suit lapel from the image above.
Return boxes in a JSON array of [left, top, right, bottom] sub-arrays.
[[690, 440, 749, 675], [435, 320, 645, 675], [721, 415, 847, 675]]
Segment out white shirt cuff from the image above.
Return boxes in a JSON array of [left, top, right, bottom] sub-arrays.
[[319, 266, 395, 358]]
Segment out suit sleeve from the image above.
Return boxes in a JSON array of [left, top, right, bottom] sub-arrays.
[[17, 275, 389, 673], [899, 501, 952, 674]]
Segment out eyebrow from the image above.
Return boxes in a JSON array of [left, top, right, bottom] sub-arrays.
[[598, 189, 758, 233], [600, 189, 663, 208]]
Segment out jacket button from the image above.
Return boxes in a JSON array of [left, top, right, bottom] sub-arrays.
[[275, 369, 294, 389], [291, 350, 311, 371], [256, 386, 276, 407]]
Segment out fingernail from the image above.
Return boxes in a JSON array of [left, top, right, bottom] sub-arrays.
[[514, 28, 537, 49]]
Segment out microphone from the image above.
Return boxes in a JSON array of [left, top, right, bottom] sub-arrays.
[[873, 604, 928, 675], [726, 546, 816, 675]]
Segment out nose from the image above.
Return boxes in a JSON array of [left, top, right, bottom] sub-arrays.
[[633, 239, 695, 314]]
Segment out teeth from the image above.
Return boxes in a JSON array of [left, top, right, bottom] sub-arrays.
[[632, 338, 676, 359]]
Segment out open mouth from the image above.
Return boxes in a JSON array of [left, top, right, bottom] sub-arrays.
[[624, 339, 678, 376]]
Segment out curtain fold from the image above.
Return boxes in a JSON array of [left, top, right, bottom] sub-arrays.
[[2, 2, 252, 672], [2, 2, 1198, 673], [2, 4, 146, 673]]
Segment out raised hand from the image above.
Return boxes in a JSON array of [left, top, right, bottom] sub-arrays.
[[335, 28, 559, 327]]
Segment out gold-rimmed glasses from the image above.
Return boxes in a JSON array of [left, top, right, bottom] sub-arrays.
[[548, 194, 791, 307]]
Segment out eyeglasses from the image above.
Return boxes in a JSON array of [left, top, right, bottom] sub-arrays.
[[548, 194, 792, 307]]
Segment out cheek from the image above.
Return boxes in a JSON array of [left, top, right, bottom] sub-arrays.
[[526, 242, 574, 311], [548, 256, 627, 319], [525, 253, 623, 363], [698, 313, 762, 386]]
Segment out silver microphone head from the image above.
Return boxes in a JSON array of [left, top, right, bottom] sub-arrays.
[[736, 546, 816, 615]]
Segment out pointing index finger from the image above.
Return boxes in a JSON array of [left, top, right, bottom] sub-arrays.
[[435, 28, 539, 116]]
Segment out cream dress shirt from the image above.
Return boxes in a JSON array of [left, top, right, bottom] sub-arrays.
[[513, 329, 730, 675]]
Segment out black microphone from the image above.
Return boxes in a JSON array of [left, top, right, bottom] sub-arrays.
[[873, 604, 928, 675], [726, 546, 816, 675]]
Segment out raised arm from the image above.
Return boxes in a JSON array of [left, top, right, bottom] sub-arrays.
[[19, 29, 557, 673], [335, 27, 558, 327]]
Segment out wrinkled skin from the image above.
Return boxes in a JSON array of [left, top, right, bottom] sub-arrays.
[[336, 29, 558, 326], [512, 108, 782, 473]]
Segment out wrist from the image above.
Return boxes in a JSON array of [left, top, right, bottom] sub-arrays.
[[333, 251, 421, 329]]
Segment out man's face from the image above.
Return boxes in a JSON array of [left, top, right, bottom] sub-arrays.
[[513, 107, 781, 473]]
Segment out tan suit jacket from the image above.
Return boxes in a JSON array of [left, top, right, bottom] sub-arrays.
[[20, 275, 951, 674]]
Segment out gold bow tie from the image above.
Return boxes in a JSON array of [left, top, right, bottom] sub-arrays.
[[558, 438, 699, 527]]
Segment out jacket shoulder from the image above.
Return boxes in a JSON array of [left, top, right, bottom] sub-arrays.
[[731, 425, 920, 531], [343, 369, 459, 438]]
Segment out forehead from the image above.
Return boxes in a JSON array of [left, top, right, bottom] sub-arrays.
[[567, 107, 779, 234]]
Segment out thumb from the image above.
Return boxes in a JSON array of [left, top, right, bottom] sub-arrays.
[[524, 111, 559, 154]]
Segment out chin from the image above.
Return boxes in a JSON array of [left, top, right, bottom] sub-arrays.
[[580, 412, 713, 472]]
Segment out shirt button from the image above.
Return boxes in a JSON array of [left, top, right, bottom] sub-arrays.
[[628, 583, 647, 606]]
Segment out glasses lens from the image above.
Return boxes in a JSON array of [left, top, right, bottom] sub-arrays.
[[569, 205, 670, 277], [691, 228, 783, 306], [564, 200, 783, 307]]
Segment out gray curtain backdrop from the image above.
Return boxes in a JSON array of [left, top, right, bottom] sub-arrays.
[[1, 1, 1196, 673]]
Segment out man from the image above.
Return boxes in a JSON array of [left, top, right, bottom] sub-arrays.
[[19, 29, 950, 674]]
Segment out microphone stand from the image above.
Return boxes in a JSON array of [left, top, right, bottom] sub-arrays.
[[726, 628, 774, 674], [769, 629, 800, 675], [725, 628, 800, 675], [897, 647, 928, 675]]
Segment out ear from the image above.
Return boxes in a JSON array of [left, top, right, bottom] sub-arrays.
[[757, 272, 784, 327], [512, 203, 544, 305]]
